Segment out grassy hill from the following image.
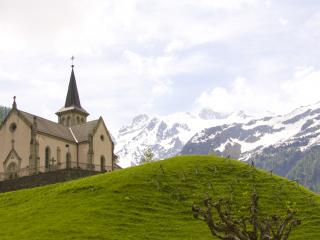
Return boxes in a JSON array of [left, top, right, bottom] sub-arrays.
[[0, 156, 319, 240]]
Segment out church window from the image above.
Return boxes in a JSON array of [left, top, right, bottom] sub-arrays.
[[7, 162, 18, 179], [77, 116, 80, 124], [57, 147, 61, 166], [100, 156, 106, 172], [61, 117, 65, 125], [81, 118, 85, 123], [66, 116, 71, 127], [100, 135, 105, 141], [9, 122, 17, 133], [66, 152, 71, 169], [45, 147, 51, 170]]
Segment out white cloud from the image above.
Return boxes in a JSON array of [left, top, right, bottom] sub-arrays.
[[123, 50, 174, 96], [196, 0, 257, 10], [196, 66, 320, 116], [152, 78, 173, 96], [264, 0, 272, 8], [164, 40, 185, 54], [281, 67, 320, 108], [196, 77, 259, 113], [0, 0, 319, 132], [279, 17, 289, 26]]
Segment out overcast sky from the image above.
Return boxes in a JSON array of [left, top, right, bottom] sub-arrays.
[[1, 0, 320, 133]]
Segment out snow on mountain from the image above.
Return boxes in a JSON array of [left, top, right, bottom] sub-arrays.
[[198, 108, 228, 120], [182, 102, 320, 160], [115, 108, 252, 167]]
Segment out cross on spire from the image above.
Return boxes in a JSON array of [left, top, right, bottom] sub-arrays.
[[12, 96, 17, 109], [71, 56, 75, 68]]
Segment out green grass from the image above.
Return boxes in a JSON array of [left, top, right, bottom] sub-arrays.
[[0, 155, 319, 240]]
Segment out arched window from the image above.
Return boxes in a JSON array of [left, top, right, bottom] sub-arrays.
[[57, 147, 61, 166], [66, 152, 71, 169], [100, 155, 106, 172], [76, 116, 80, 125], [45, 146, 51, 170], [81, 118, 85, 123], [61, 117, 65, 125], [7, 162, 18, 179], [66, 116, 71, 127]]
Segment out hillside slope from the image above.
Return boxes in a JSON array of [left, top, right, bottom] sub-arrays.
[[0, 156, 319, 240]]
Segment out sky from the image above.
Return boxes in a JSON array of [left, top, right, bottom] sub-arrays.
[[1, 0, 320, 134]]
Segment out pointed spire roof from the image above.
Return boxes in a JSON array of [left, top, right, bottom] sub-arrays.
[[65, 66, 81, 108], [56, 65, 89, 116]]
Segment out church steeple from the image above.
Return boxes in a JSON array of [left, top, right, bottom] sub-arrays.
[[56, 61, 89, 127], [65, 66, 82, 109]]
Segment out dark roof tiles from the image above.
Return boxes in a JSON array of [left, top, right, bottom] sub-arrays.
[[65, 68, 81, 108], [19, 111, 98, 143], [70, 120, 99, 142]]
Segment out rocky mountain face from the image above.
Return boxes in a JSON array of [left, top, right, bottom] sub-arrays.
[[115, 109, 251, 167], [182, 103, 320, 192]]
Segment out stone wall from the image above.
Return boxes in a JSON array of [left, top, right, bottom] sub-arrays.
[[0, 169, 101, 193]]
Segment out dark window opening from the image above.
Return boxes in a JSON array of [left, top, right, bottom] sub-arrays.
[[100, 135, 105, 141], [9, 122, 17, 133], [45, 147, 51, 170], [100, 156, 106, 172], [66, 152, 71, 169]]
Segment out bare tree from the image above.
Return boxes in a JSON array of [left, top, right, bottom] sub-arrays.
[[192, 190, 301, 240]]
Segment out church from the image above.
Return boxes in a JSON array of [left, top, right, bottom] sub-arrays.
[[0, 64, 116, 180]]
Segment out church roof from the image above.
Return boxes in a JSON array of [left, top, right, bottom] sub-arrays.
[[70, 120, 99, 142], [56, 66, 88, 116], [20, 111, 98, 143]]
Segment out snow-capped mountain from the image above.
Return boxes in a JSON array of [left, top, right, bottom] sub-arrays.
[[182, 103, 320, 158], [182, 102, 320, 192], [115, 109, 252, 167]]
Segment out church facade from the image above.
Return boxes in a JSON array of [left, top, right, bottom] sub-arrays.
[[0, 65, 115, 180]]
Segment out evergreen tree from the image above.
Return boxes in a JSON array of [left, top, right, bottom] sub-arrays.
[[139, 147, 154, 164], [0, 106, 10, 123]]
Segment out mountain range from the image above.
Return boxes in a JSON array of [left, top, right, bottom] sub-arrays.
[[116, 103, 320, 192], [115, 108, 252, 167]]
